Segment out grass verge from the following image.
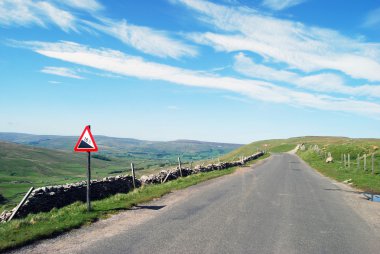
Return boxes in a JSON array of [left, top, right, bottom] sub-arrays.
[[0, 159, 264, 252], [298, 150, 380, 193]]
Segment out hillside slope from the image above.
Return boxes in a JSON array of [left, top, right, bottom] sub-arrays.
[[0, 134, 241, 209], [0, 133, 241, 161], [222, 136, 380, 193]]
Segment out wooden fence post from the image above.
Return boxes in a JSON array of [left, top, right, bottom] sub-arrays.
[[348, 154, 350, 168], [357, 154, 360, 172], [344, 154, 346, 168], [178, 157, 183, 177], [8, 187, 34, 222], [364, 154, 367, 171], [372, 153, 374, 175], [131, 163, 136, 189]]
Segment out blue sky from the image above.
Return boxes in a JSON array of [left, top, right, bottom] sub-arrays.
[[1, 0, 380, 144]]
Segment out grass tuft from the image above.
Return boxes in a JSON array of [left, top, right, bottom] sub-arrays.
[[298, 148, 380, 193]]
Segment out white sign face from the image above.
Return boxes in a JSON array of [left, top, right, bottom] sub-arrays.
[[80, 129, 95, 148]]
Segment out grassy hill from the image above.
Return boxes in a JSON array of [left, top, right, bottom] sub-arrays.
[[0, 133, 241, 161], [0, 134, 241, 210], [221, 136, 380, 193], [0, 141, 132, 210]]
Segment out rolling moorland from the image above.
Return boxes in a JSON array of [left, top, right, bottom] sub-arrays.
[[1, 135, 380, 251], [0, 133, 241, 210], [1, 134, 380, 211]]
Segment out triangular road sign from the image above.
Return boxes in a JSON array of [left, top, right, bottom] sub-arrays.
[[74, 126, 98, 152]]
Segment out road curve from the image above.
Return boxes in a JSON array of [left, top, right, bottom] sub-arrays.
[[75, 153, 380, 254]]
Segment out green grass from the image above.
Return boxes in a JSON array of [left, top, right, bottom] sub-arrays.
[[298, 145, 380, 193], [0, 139, 239, 210], [269, 144, 296, 153], [0, 163, 249, 252], [220, 139, 297, 162], [221, 135, 380, 193]]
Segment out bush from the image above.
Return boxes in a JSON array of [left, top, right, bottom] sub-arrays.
[[91, 154, 111, 161]]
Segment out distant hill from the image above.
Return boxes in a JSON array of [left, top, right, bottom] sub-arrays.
[[0, 141, 130, 209], [221, 136, 380, 161], [0, 132, 242, 161], [0, 135, 241, 210]]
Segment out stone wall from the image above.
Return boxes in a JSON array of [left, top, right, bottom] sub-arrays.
[[0, 152, 264, 222], [0, 194, 5, 204]]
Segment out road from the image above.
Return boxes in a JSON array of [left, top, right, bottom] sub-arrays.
[[73, 153, 380, 254]]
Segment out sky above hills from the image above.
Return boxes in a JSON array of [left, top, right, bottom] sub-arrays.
[[1, 0, 380, 143]]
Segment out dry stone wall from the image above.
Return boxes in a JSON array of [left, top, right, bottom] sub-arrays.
[[0, 194, 5, 204], [0, 152, 264, 222]]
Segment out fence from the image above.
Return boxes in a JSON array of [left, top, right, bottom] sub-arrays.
[[0, 151, 264, 222]]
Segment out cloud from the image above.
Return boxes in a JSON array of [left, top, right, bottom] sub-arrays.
[[234, 52, 380, 98], [363, 8, 380, 28], [48, 80, 62, 84], [175, 0, 380, 82], [233, 52, 297, 83], [0, 0, 77, 32], [0, 0, 194, 59], [85, 18, 197, 59], [262, 0, 306, 11], [16, 40, 380, 117], [41, 66, 84, 79], [60, 0, 103, 12]]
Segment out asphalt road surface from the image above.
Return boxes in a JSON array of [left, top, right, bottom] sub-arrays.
[[79, 153, 380, 254]]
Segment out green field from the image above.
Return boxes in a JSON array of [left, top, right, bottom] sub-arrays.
[[0, 132, 241, 162], [0, 136, 241, 210]]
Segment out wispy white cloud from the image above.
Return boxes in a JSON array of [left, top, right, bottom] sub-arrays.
[[60, 0, 103, 12], [48, 80, 62, 84], [86, 18, 197, 59], [233, 52, 297, 83], [175, 0, 380, 82], [0, 0, 195, 59], [262, 0, 306, 11], [16, 40, 380, 117], [0, 0, 77, 32], [234, 52, 380, 98], [363, 8, 380, 28], [41, 66, 84, 79], [36, 2, 77, 32]]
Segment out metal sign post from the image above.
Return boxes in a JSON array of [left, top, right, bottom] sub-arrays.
[[74, 125, 98, 212], [87, 151, 91, 211]]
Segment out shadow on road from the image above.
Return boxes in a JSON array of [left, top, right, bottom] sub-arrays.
[[132, 205, 166, 210], [324, 188, 362, 194]]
